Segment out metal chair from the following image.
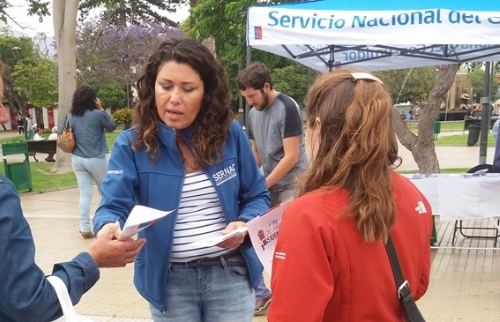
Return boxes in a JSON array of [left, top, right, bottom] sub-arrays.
[[451, 164, 500, 246]]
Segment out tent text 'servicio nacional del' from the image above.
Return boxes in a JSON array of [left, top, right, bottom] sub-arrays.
[[247, 0, 500, 72]]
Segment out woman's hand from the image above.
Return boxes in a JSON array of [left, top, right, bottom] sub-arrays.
[[95, 98, 104, 111], [217, 221, 248, 249]]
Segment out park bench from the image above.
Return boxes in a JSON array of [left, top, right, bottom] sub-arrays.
[[27, 140, 57, 162]]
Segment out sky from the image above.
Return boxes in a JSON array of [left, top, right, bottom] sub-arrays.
[[3, 2, 191, 38], [5, 2, 54, 36]]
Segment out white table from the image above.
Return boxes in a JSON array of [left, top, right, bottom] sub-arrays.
[[407, 174, 500, 248], [407, 174, 500, 220]]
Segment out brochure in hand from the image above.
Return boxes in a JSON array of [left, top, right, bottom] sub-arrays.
[[119, 205, 175, 241], [188, 227, 249, 248], [246, 198, 293, 275]]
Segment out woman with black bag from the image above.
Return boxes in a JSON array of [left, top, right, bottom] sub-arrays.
[[269, 69, 432, 322]]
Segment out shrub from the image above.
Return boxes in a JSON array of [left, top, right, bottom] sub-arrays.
[[112, 108, 133, 125]]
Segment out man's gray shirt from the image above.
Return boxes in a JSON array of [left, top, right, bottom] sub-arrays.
[[248, 92, 309, 188]]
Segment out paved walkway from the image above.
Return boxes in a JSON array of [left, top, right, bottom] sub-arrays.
[[3, 129, 500, 321]]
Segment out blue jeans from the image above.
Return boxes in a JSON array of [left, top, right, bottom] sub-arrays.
[[269, 183, 298, 207], [150, 255, 254, 322], [255, 276, 271, 300], [71, 155, 107, 232]]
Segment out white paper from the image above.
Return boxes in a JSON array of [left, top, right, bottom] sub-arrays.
[[247, 198, 292, 275], [188, 227, 249, 247], [119, 205, 175, 241]]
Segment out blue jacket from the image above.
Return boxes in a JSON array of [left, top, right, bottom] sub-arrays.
[[0, 175, 99, 322], [494, 125, 500, 171], [93, 120, 270, 311]]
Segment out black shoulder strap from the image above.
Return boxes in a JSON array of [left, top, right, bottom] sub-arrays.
[[385, 235, 426, 322]]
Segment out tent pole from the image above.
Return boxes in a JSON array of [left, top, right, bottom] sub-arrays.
[[328, 45, 334, 72], [237, 35, 244, 127], [244, 45, 252, 130], [479, 61, 492, 164]]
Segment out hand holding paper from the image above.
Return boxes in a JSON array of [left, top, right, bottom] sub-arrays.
[[119, 205, 175, 241], [188, 227, 249, 248], [247, 198, 292, 275]]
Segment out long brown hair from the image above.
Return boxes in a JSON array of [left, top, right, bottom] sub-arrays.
[[301, 69, 399, 243], [133, 37, 233, 166]]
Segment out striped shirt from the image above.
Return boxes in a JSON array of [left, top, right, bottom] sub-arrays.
[[169, 171, 233, 262]]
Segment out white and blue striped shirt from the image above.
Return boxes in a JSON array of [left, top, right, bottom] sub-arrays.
[[169, 171, 233, 262]]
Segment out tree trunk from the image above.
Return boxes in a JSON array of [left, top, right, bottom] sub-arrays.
[[51, 0, 79, 173], [393, 64, 460, 173], [119, 0, 127, 26]]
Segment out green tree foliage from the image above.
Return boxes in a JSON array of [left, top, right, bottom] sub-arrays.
[[374, 67, 436, 104], [188, 0, 314, 111], [470, 68, 499, 99], [97, 83, 126, 110], [0, 0, 10, 23], [79, 0, 188, 26], [0, 35, 38, 113], [12, 57, 58, 107], [272, 63, 318, 107]]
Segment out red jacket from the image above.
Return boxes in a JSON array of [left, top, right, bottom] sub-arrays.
[[269, 172, 433, 322]]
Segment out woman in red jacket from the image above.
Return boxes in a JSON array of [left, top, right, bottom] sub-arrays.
[[268, 69, 433, 322]]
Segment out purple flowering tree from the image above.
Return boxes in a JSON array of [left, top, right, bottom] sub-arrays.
[[76, 22, 184, 90]]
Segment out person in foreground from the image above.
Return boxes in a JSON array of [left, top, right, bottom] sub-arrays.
[[58, 86, 117, 239], [93, 37, 270, 322], [268, 69, 433, 322], [0, 61, 145, 322]]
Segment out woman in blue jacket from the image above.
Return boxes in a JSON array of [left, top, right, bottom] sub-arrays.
[[93, 37, 270, 322]]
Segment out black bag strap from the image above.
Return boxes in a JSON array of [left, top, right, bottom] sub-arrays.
[[385, 235, 426, 322]]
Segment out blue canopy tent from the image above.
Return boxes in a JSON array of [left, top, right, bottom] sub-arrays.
[[246, 0, 500, 72]]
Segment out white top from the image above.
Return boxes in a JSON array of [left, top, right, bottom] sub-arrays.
[[169, 171, 233, 262]]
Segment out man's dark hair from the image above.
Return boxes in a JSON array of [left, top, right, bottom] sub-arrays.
[[236, 62, 273, 91]]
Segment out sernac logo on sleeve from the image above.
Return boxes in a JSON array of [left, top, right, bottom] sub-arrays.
[[107, 169, 123, 175], [415, 201, 427, 214]]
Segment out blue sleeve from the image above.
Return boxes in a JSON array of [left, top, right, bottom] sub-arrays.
[[232, 121, 271, 221], [494, 133, 500, 171], [0, 175, 99, 322], [93, 132, 138, 233], [492, 119, 499, 137], [100, 111, 117, 132]]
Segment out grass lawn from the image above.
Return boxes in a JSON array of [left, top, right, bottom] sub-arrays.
[[0, 161, 78, 193], [1, 130, 122, 194], [434, 132, 496, 147], [398, 168, 469, 174], [406, 120, 464, 132]]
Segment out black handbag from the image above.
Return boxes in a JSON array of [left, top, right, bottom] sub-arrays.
[[385, 235, 426, 322]]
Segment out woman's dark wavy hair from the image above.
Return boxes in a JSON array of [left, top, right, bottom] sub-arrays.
[[71, 86, 98, 116], [134, 37, 233, 166]]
